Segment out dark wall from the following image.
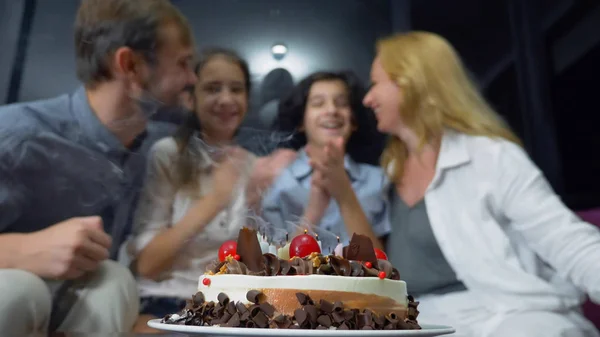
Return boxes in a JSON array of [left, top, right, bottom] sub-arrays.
[[1, 0, 396, 128]]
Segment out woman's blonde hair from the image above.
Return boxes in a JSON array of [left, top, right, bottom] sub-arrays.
[[377, 31, 521, 183]]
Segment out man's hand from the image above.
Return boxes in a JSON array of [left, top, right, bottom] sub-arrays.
[[21, 216, 111, 280]]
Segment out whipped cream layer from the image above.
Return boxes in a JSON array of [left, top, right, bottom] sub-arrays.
[[198, 274, 408, 316]]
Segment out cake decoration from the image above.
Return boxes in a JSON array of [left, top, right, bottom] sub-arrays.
[[218, 240, 237, 262], [162, 290, 421, 330], [236, 228, 265, 273]]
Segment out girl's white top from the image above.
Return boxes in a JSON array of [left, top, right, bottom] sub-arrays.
[[127, 136, 252, 299]]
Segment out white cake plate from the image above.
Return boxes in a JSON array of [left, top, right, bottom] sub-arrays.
[[147, 319, 455, 336]]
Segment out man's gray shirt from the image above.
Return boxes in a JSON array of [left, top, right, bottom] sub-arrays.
[[0, 86, 175, 255]]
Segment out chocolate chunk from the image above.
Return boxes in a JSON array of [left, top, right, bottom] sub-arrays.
[[396, 320, 410, 330], [319, 299, 334, 313], [304, 305, 318, 323], [224, 312, 240, 327], [246, 290, 265, 304], [219, 312, 232, 324], [317, 314, 332, 328], [406, 320, 421, 330], [236, 302, 248, 314], [345, 233, 378, 266], [357, 313, 371, 329], [295, 293, 313, 306], [390, 268, 400, 280], [332, 311, 345, 324], [217, 293, 230, 306], [252, 311, 269, 328], [236, 228, 265, 272], [384, 323, 396, 330], [338, 322, 350, 330], [273, 314, 293, 329], [240, 310, 251, 321], [245, 321, 256, 328], [294, 308, 308, 326], [192, 292, 205, 306], [226, 302, 237, 315], [373, 313, 386, 327], [259, 302, 276, 317]]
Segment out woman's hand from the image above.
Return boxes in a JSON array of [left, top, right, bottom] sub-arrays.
[[307, 137, 353, 202]]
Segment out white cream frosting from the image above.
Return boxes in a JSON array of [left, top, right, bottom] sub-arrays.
[[198, 274, 407, 306]]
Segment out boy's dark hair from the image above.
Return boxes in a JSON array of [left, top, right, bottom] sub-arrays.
[[74, 0, 193, 87], [274, 71, 384, 165]]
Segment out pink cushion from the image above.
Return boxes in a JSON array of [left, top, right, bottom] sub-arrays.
[[576, 208, 600, 329]]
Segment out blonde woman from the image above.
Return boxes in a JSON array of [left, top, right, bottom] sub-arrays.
[[334, 31, 598, 336]]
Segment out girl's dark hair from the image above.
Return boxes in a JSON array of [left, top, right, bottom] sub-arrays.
[[273, 71, 384, 165], [173, 48, 250, 188]]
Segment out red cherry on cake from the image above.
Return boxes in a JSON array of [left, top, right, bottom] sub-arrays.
[[202, 278, 211, 286], [218, 240, 237, 262], [289, 234, 321, 258], [374, 248, 388, 260]]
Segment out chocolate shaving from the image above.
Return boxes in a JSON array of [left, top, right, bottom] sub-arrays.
[[319, 299, 334, 313], [259, 303, 276, 317], [294, 308, 308, 327], [192, 292, 205, 306], [236, 228, 265, 272], [317, 314, 332, 328], [246, 290, 265, 304], [162, 285, 421, 331], [263, 253, 281, 276], [304, 305, 318, 323], [295, 293, 313, 306], [217, 293, 230, 306], [224, 312, 240, 327], [253, 311, 269, 328], [329, 255, 351, 276], [349, 261, 365, 276]]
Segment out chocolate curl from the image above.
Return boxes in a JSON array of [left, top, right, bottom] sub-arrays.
[[236, 302, 248, 314], [329, 255, 351, 276], [236, 228, 265, 272], [344, 233, 379, 266], [377, 259, 394, 278], [279, 259, 293, 275], [263, 253, 281, 276], [349, 261, 365, 276], [390, 267, 401, 280], [226, 302, 237, 315], [192, 292, 205, 306], [385, 312, 400, 324], [246, 290, 265, 304], [217, 293, 230, 306], [259, 303, 276, 317]]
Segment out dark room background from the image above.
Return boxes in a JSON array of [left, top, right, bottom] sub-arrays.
[[0, 0, 598, 210]]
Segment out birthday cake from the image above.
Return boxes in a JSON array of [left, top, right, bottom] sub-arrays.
[[161, 228, 420, 330]]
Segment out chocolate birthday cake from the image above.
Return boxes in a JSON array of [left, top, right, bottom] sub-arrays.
[[161, 228, 420, 330]]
